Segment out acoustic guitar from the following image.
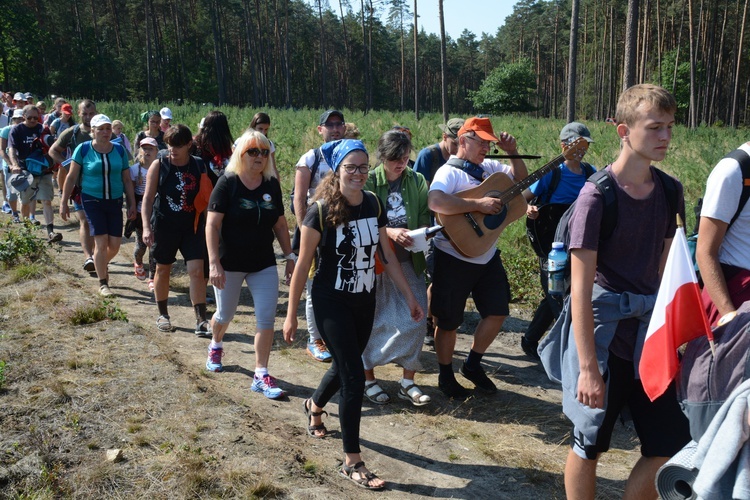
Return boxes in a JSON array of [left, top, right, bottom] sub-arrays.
[[435, 137, 589, 258]]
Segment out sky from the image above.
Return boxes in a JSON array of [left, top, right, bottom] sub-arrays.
[[411, 1, 516, 38]]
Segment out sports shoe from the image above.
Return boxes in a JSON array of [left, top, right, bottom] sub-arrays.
[[47, 231, 62, 243], [28, 216, 40, 226], [459, 362, 497, 393], [99, 284, 115, 297], [521, 337, 541, 361], [438, 377, 471, 400], [251, 374, 285, 399], [307, 338, 332, 362], [134, 263, 146, 281], [206, 346, 224, 372], [195, 320, 212, 338], [11, 215, 21, 224], [83, 258, 95, 272], [1, 202, 11, 214], [148, 280, 155, 292]]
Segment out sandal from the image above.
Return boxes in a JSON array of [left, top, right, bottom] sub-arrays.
[[303, 398, 328, 438], [156, 315, 173, 332], [397, 383, 431, 407], [339, 461, 385, 491], [364, 381, 390, 405]]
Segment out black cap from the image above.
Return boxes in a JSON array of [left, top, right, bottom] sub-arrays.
[[319, 109, 345, 126]]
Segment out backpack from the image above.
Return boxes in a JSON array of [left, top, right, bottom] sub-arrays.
[[427, 144, 445, 183], [553, 168, 679, 293], [687, 148, 750, 280], [526, 162, 597, 258], [677, 301, 750, 441], [290, 147, 322, 214]]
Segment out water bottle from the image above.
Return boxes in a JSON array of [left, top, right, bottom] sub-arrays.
[[548, 241, 567, 296]]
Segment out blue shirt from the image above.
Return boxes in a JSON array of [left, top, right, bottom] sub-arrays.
[[528, 162, 596, 204], [72, 141, 129, 199]]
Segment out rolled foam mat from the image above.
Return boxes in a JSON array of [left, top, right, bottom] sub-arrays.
[[656, 441, 699, 500]]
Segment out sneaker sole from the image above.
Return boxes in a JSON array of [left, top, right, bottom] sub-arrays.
[[251, 385, 285, 399], [83, 261, 96, 272], [205, 362, 223, 372]]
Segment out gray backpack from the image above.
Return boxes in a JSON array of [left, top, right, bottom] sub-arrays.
[[677, 301, 750, 441]]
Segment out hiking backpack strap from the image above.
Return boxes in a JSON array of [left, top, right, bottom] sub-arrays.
[[653, 168, 679, 224], [309, 147, 323, 183], [428, 144, 444, 182], [723, 148, 750, 229], [587, 170, 618, 240]]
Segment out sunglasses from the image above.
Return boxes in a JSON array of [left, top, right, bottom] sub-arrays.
[[245, 148, 270, 158], [25, 116, 39, 121], [323, 121, 345, 129], [342, 164, 370, 174]]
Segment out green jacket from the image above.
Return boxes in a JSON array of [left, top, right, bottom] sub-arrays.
[[365, 165, 430, 276]]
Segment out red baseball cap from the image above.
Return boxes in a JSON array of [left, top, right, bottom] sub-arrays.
[[61, 103, 73, 115], [458, 117, 500, 142]]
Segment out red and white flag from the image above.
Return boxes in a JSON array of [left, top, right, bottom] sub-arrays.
[[640, 226, 711, 401]]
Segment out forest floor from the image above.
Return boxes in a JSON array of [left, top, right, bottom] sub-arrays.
[[0, 214, 640, 499]]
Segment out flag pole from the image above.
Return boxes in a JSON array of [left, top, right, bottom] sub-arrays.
[[677, 214, 716, 357]]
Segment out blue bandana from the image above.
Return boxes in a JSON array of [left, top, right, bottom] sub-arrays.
[[320, 139, 367, 173]]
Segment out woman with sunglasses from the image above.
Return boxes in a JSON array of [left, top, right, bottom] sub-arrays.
[[362, 129, 430, 406], [204, 131, 294, 400], [284, 139, 424, 490]]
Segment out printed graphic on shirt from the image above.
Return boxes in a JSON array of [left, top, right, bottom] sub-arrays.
[[335, 216, 379, 293], [386, 191, 407, 227], [238, 194, 276, 212], [167, 171, 197, 212]]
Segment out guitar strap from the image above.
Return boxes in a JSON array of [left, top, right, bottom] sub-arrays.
[[446, 157, 487, 183]]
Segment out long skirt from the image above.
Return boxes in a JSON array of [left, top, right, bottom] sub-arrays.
[[362, 260, 428, 372]]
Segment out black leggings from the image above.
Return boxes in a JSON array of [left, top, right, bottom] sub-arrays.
[[311, 290, 376, 454]]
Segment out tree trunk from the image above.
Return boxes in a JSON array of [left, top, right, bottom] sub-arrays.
[[688, 0, 697, 127], [731, 0, 749, 126], [567, 0, 580, 122], [316, 0, 326, 106], [623, 0, 640, 90], [439, 0, 448, 122], [414, 0, 419, 119]]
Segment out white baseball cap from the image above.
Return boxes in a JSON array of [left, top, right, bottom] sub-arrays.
[[12, 109, 24, 119], [90, 114, 112, 128], [13, 92, 24, 101], [160, 107, 173, 120]]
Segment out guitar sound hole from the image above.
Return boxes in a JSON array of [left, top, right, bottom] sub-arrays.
[[484, 206, 508, 229]]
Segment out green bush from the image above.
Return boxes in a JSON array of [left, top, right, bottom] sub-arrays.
[[0, 221, 51, 268]]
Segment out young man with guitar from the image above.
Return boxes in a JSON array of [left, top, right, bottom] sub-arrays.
[[427, 117, 528, 398], [521, 122, 596, 360]]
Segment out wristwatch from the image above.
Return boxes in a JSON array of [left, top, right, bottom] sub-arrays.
[[284, 253, 297, 262]]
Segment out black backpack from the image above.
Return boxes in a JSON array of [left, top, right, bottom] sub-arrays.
[[553, 168, 679, 293], [426, 143, 445, 183], [526, 162, 597, 258]]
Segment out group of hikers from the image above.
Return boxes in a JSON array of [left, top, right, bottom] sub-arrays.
[[1, 83, 748, 496]]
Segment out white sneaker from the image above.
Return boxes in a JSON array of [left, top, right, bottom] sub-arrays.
[[99, 284, 115, 297]]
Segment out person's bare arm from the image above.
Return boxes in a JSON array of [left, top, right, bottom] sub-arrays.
[[428, 189, 504, 216], [293, 166, 311, 226], [696, 216, 735, 317], [0, 136, 10, 167], [496, 132, 528, 181], [140, 159, 161, 247], [570, 247, 604, 409]]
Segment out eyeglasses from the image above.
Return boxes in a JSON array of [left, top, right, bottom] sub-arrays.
[[464, 134, 495, 150], [245, 148, 270, 158], [25, 116, 39, 121], [323, 121, 345, 129], [341, 164, 370, 174]]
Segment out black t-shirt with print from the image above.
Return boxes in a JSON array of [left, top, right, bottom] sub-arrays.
[[304, 192, 387, 301], [208, 173, 284, 273], [155, 157, 202, 226]]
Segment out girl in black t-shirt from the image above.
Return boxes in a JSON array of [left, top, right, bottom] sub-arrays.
[[204, 131, 295, 400], [283, 139, 423, 491]]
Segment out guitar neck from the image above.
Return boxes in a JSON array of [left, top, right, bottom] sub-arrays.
[[499, 152, 567, 204]]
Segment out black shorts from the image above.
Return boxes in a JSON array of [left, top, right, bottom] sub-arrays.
[[430, 248, 511, 331], [151, 216, 207, 265], [571, 352, 691, 460]]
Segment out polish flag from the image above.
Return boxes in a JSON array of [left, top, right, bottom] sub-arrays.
[[640, 226, 711, 401]]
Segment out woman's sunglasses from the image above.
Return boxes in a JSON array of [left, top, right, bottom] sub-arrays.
[[245, 148, 270, 158]]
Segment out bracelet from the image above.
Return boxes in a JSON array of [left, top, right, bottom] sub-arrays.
[[284, 253, 297, 262]]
